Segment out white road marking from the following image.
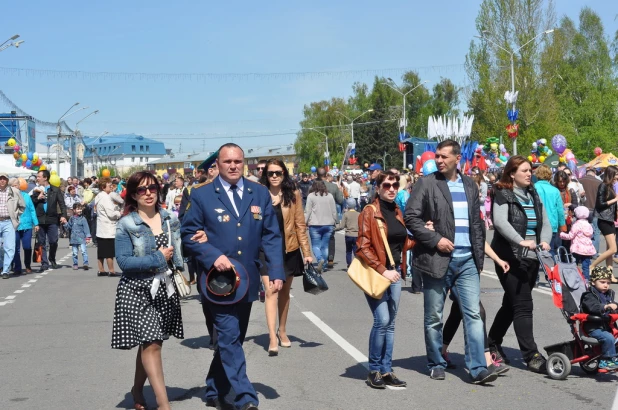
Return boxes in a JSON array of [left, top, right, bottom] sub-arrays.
[[5, 295, 15, 300], [0, 302, 8, 306], [28, 279, 37, 283], [35, 275, 43, 279], [13, 290, 24, 293], [21, 284, 31, 288], [303, 311, 405, 390]]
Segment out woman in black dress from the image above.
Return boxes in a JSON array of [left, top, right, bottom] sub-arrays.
[[260, 159, 312, 356], [112, 171, 184, 410]]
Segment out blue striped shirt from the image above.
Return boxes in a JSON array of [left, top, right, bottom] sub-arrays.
[[515, 188, 537, 236], [447, 176, 472, 258]]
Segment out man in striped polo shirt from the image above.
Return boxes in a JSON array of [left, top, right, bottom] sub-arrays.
[[405, 139, 496, 384]]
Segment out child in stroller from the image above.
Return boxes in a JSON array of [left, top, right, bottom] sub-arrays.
[[581, 266, 618, 371]]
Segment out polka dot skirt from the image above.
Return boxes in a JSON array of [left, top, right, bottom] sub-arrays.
[[111, 233, 184, 350]]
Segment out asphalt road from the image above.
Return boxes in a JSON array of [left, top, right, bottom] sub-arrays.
[[0, 232, 616, 410]]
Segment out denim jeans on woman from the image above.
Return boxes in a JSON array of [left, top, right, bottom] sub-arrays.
[[423, 255, 486, 378], [365, 275, 402, 373], [13, 228, 32, 273], [309, 225, 334, 265]]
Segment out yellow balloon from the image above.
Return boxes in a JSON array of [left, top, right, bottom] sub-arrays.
[[539, 156, 546, 162], [39, 165, 46, 171], [20, 153, 27, 161], [49, 174, 61, 187], [527, 156, 533, 162], [33, 153, 38, 162], [7, 138, 16, 147], [51, 170, 57, 175]]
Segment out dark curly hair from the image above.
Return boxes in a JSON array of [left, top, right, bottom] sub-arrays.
[[259, 159, 297, 206]]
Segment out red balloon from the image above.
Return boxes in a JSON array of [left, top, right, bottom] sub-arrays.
[[420, 151, 435, 164], [594, 147, 602, 157]]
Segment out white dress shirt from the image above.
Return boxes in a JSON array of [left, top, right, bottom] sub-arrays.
[[218, 176, 244, 216]]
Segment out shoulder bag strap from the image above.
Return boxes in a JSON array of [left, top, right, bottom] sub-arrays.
[[366, 205, 396, 268], [166, 218, 171, 245]]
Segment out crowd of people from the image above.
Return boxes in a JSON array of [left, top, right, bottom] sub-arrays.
[[2, 140, 616, 409]]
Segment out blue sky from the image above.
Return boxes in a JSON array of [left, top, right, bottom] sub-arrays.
[[0, 0, 615, 154]]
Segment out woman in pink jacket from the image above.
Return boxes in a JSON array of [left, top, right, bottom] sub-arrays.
[[560, 206, 596, 281]]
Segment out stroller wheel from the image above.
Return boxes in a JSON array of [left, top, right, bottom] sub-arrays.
[[547, 352, 571, 380], [580, 359, 599, 375]]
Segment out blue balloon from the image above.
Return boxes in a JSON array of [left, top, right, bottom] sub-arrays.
[[310, 166, 317, 172], [27, 152, 33, 160], [422, 159, 438, 175], [25, 160, 32, 168]]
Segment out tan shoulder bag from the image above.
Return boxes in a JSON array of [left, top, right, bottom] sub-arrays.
[[347, 205, 394, 299]]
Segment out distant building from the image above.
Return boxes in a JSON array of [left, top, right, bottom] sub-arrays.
[[245, 145, 296, 176], [82, 134, 166, 177], [146, 152, 213, 177]]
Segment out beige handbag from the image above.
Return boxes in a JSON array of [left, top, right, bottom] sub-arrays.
[[347, 205, 394, 299]]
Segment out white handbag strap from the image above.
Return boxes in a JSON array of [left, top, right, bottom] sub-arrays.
[[166, 219, 172, 246]]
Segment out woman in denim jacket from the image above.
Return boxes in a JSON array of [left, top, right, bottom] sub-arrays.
[[111, 171, 184, 410], [11, 178, 38, 274]]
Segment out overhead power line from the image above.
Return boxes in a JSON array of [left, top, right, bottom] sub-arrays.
[[0, 64, 465, 83]]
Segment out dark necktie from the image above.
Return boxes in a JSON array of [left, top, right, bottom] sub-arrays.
[[230, 185, 242, 216]]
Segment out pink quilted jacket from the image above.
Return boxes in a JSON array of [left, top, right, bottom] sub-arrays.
[[559, 219, 596, 256]]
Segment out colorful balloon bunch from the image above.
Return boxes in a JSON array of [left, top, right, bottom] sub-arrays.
[[415, 151, 437, 175], [505, 108, 519, 139], [528, 138, 552, 163], [8, 138, 46, 171], [480, 137, 510, 167], [551, 134, 578, 171]]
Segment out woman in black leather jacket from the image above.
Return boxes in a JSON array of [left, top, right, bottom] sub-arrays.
[[592, 166, 618, 277]]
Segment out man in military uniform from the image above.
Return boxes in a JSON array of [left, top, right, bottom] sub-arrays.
[[181, 143, 284, 410]]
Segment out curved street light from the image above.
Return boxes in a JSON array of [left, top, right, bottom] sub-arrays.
[[0, 34, 24, 52], [475, 29, 556, 155], [335, 108, 374, 144], [382, 79, 428, 168]]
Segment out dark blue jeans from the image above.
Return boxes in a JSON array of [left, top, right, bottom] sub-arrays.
[[37, 224, 59, 268], [365, 277, 402, 373], [13, 228, 33, 272], [588, 328, 616, 358], [345, 236, 357, 267], [573, 253, 592, 281]]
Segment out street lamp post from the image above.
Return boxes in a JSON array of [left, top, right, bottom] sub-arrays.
[[335, 109, 373, 167], [476, 29, 555, 156], [382, 79, 428, 168], [306, 128, 331, 170], [72, 110, 99, 177], [0, 34, 24, 52]]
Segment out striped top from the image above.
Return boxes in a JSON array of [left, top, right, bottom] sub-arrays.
[[447, 176, 472, 258], [514, 187, 537, 236]]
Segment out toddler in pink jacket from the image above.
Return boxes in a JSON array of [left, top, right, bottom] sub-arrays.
[[560, 206, 596, 280]]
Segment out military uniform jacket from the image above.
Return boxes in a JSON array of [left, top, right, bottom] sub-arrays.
[[181, 176, 285, 303]]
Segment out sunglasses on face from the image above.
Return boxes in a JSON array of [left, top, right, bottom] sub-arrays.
[[136, 184, 158, 196], [257, 166, 266, 171], [267, 170, 283, 178], [381, 182, 400, 190]]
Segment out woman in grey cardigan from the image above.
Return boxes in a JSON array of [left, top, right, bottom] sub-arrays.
[[305, 180, 337, 272]]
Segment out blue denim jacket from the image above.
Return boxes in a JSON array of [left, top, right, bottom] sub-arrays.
[[64, 215, 91, 245], [115, 209, 184, 277], [17, 191, 38, 230]]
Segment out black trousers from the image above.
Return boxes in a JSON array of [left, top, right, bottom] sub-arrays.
[[488, 258, 540, 361], [328, 232, 335, 262], [443, 298, 488, 349]]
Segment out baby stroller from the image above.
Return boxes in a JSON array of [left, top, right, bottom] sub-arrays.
[[540, 246, 618, 380]]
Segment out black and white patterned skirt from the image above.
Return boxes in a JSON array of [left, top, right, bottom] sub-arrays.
[[111, 275, 184, 350]]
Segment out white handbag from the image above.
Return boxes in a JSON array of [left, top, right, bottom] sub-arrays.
[[167, 220, 191, 297]]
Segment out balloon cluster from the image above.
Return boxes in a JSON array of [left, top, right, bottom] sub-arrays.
[[528, 138, 552, 163], [414, 151, 437, 175], [8, 138, 46, 171], [505, 107, 519, 139], [478, 137, 510, 167]]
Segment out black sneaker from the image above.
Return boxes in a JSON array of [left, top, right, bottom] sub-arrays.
[[50, 261, 59, 269], [471, 368, 498, 384], [38, 266, 48, 273], [366, 371, 386, 389], [527, 353, 547, 373], [488, 362, 510, 375], [381, 372, 406, 387], [430, 367, 446, 380], [489, 344, 510, 364], [97, 271, 109, 277]]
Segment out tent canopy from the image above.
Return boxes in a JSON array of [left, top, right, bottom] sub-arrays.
[[0, 165, 37, 178], [586, 153, 618, 169]]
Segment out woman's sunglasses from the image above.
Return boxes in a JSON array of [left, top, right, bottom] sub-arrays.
[[257, 166, 266, 171], [136, 184, 158, 196], [381, 182, 400, 190], [267, 171, 283, 177]]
